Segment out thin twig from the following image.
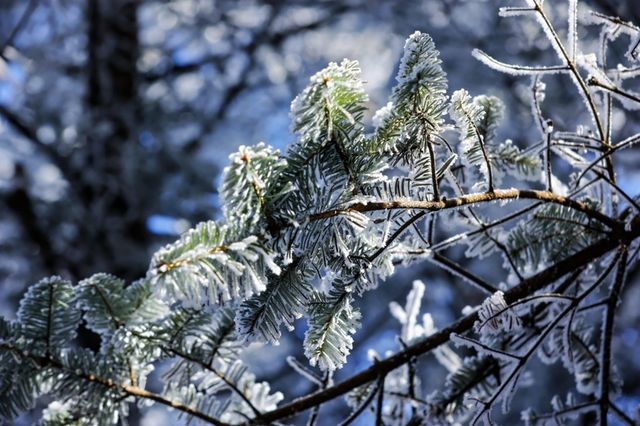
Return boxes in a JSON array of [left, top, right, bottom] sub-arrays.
[[608, 399, 636, 426], [428, 252, 498, 294], [337, 382, 379, 426], [599, 246, 628, 424], [588, 77, 640, 104]]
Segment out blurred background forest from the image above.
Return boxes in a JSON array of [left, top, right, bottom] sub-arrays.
[[1, 0, 639, 424]]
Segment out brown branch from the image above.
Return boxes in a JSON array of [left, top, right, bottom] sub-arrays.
[[588, 77, 640, 105], [306, 189, 621, 230], [247, 215, 640, 424]]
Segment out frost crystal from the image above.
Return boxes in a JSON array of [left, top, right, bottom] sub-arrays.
[[475, 291, 521, 336]]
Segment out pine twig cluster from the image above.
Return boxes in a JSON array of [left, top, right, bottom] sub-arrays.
[[2, 1, 640, 425]]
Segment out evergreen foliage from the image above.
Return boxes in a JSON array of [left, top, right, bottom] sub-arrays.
[[2, 1, 640, 424]]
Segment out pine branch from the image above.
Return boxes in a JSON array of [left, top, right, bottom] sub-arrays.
[[468, 247, 626, 425], [0, 342, 230, 426], [247, 214, 640, 424], [4, 6, 640, 423]]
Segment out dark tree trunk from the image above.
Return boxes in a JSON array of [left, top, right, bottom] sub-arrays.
[[78, 0, 151, 282]]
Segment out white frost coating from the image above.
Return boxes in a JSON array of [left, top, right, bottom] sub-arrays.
[[404, 280, 424, 341], [462, 305, 477, 315], [498, 6, 536, 18], [341, 210, 370, 231], [520, 408, 536, 425], [389, 280, 425, 342], [495, 140, 541, 182], [370, 349, 414, 420], [473, 49, 568, 76], [367, 348, 381, 363], [423, 313, 462, 373], [530, 76, 547, 135], [221, 142, 290, 228], [614, 64, 640, 81], [533, 79, 546, 103], [451, 333, 519, 363], [553, 145, 587, 171], [396, 31, 441, 84], [525, 0, 569, 60], [388, 301, 406, 324], [586, 11, 640, 63], [289, 58, 366, 139], [390, 285, 463, 374], [41, 400, 73, 422], [568, 0, 578, 63], [228, 236, 255, 251], [609, 87, 640, 111], [462, 232, 495, 260], [372, 102, 394, 128], [541, 171, 569, 196], [217, 364, 284, 423], [627, 33, 640, 63], [474, 291, 522, 336], [577, 53, 609, 84]]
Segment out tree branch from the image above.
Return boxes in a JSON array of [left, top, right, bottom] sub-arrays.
[[306, 189, 621, 230], [0, 343, 230, 426], [247, 214, 640, 424]]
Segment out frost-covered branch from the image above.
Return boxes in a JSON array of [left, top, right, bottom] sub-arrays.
[[247, 215, 640, 424], [2, 1, 640, 423], [306, 189, 620, 229], [0, 342, 230, 426]]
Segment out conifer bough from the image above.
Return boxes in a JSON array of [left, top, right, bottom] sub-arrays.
[[2, 1, 640, 425]]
